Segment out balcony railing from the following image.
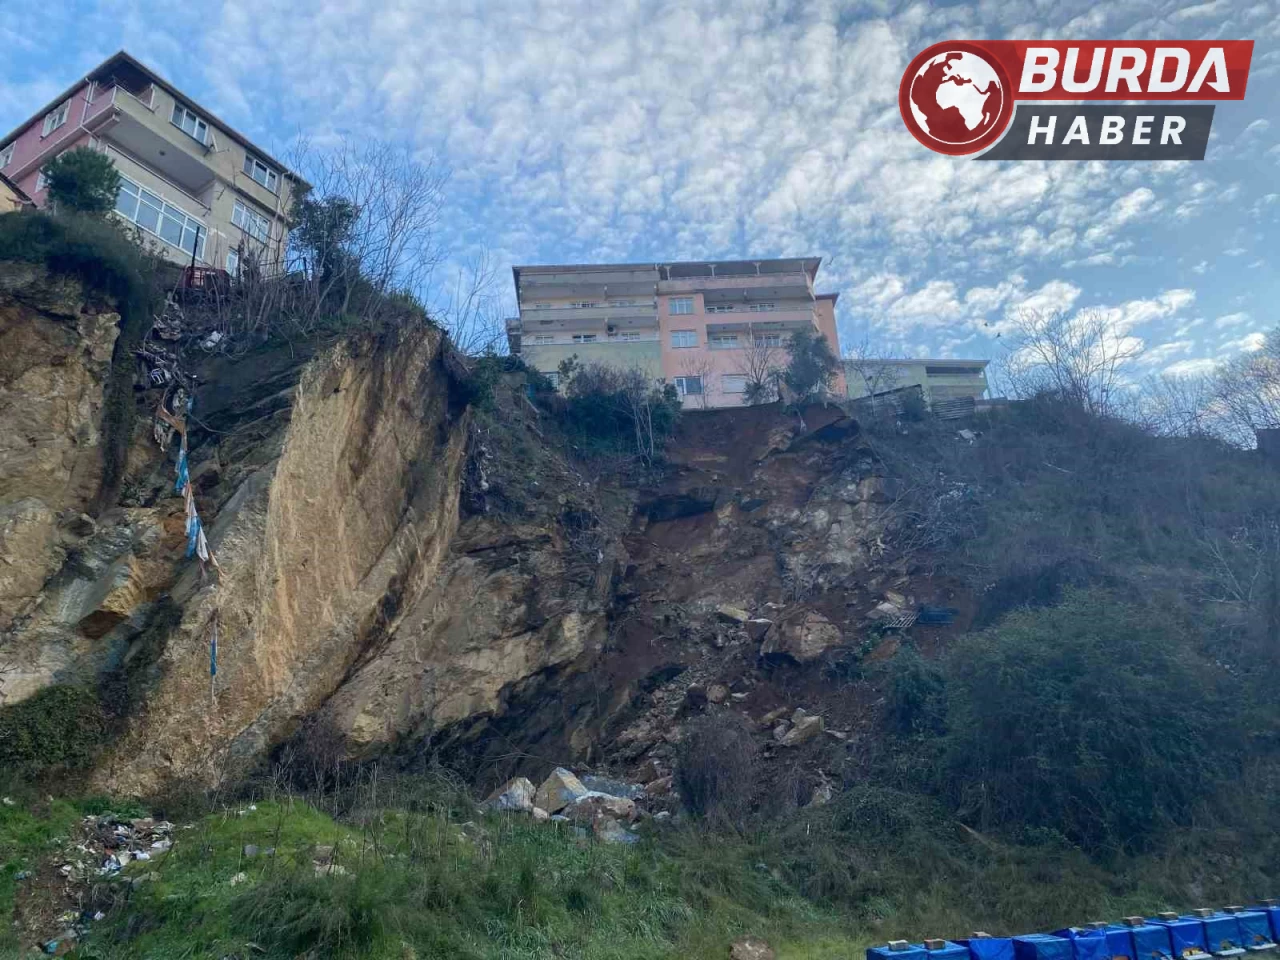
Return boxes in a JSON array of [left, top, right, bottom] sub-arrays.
[[660, 271, 813, 296], [519, 302, 658, 325]]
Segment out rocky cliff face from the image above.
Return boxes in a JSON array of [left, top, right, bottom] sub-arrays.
[[2, 261, 970, 799]]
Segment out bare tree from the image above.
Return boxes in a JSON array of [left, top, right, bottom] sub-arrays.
[[677, 353, 715, 409], [1002, 308, 1143, 417], [1135, 372, 1219, 439], [1211, 328, 1280, 445], [736, 335, 783, 404], [434, 249, 510, 355], [843, 335, 902, 410]]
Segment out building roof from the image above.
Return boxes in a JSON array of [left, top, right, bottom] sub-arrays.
[[513, 256, 823, 288], [0, 172, 33, 206], [0, 51, 305, 187]]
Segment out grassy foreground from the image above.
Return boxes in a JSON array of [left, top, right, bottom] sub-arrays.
[[3, 778, 1278, 960]]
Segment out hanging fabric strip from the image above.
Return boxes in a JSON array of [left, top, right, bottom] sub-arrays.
[[174, 450, 189, 494]]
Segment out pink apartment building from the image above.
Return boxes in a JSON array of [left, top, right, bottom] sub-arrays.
[[507, 258, 845, 408], [0, 51, 302, 273]]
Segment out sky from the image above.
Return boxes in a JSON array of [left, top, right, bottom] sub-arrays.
[[1, 0, 1276, 373]]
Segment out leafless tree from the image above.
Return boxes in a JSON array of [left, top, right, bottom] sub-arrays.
[[434, 249, 510, 355], [1135, 372, 1220, 439], [677, 354, 715, 409], [843, 335, 902, 410], [1211, 328, 1280, 445], [736, 335, 783, 404], [1002, 308, 1143, 418]]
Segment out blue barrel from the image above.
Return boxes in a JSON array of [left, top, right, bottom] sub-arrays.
[[870, 946, 929, 960], [1234, 911, 1274, 950], [1056, 928, 1112, 960], [1150, 916, 1210, 959], [1015, 934, 1075, 960], [962, 938, 1015, 960], [1129, 922, 1175, 960]]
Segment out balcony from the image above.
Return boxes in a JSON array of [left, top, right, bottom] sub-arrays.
[[703, 310, 819, 335], [659, 271, 814, 301], [515, 266, 660, 299], [519, 301, 658, 328], [85, 84, 216, 194]]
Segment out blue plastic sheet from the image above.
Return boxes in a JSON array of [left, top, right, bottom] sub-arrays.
[[1056, 929, 1111, 960], [1263, 909, 1280, 945], [1234, 912, 1273, 949], [1015, 934, 1074, 960], [1151, 917, 1209, 959], [869, 947, 928, 960], [923, 942, 969, 960], [1202, 914, 1244, 954], [963, 939, 1016, 960]]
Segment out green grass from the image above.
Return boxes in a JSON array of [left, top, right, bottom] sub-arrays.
[[1, 780, 1277, 960]]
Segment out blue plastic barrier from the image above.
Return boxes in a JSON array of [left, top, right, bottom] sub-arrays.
[[1150, 915, 1210, 959], [1129, 921, 1175, 960], [923, 942, 971, 960], [1262, 908, 1280, 945], [869, 945, 929, 960], [1105, 926, 1138, 960]]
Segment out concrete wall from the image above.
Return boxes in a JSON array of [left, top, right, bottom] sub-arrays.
[[844, 360, 988, 402], [522, 339, 663, 380]]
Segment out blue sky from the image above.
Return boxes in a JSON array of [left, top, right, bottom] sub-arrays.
[[2, 0, 1276, 372]]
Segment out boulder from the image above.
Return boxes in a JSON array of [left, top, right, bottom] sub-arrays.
[[759, 707, 789, 726], [867, 601, 903, 621], [594, 817, 640, 844], [486, 776, 536, 813], [580, 775, 644, 799], [563, 792, 637, 823], [708, 683, 729, 704], [715, 604, 751, 624], [731, 936, 776, 960], [855, 477, 900, 503], [534, 768, 589, 814], [684, 684, 709, 709], [759, 612, 843, 663], [531, 807, 550, 823], [744, 618, 773, 641], [644, 775, 674, 797], [780, 714, 824, 747]]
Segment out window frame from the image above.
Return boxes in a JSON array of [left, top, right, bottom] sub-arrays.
[[242, 153, 279, 194], [571, 333, 598, 343], [670, 329, 697, 348], [673, 376, 703, 397], [41, 102, 69, 137], [722, 374, 748, 394], [232, 199, 270, 243], [0, 143, 13, 169], [170, 103, 209, 145], [708, 333, 740, 350], [114, 175, 207, 261], [668, 297, 694, 315]]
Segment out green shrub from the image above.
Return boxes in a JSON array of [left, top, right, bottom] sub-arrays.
[[42, 147, 122, 215], [782, 327, 839, 401], [940, 590, 1237, 851], [885, 645, 947, 738], [552, 358, 682, 460], [0, 685, 109, 782]]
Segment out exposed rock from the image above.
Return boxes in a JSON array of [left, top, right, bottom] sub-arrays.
[[780, 714, 824, 747], [644, 776, 674, 797], [531, 807, 550, 823], [715, 604, 751, 624], [534, 768, 589, 814], [744, 618, 773, 640], [759, 707, 789, 726], [730, 936, 776, 960], [759, 612, 843, 663], [486, 776, 537, 812], [685, 684, 709, 710], [855, 476, 900, 503], [594, 817, 640, 844], [708, 683, 729, 704], [772, 722, 791, 742], [808, 778, 834, 807], [580, 775, 645, 799], [867, 601, 904, 621], [563, 792, 637, 823]]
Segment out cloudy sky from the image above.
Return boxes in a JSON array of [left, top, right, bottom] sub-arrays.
[[2, 0, 1276, 372]]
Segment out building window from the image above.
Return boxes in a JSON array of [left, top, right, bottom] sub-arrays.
[[170, 104, 209, 145], [543, 371, 561, 387], [226, 249, 240, 276], [669, 297, 694, 315], [571, 333, 598, 343], [41, 102, 69, 136], [0, 143, 12, 169], [242, 153, 279, 193], [610, 330, 641, 341], [708, 334, 740, 350], [670, 330, 697, 348], [673, 376, 702, 397], [608, 299, 637, 306], [722, 375, 748, 394], [114, 176, 206, 260], [705, 304, 736, 314], [531, 334, 556, 344], [232, 199, 270, 242], [748, 302, 777, 312], [569, 301, 601, 309], [753, 334, 784, 347]]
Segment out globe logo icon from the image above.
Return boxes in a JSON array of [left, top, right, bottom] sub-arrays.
[[899, 42, 1015, 156]]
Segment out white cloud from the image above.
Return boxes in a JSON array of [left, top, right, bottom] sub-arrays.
[[1163, 358, 1219, 377], [1214, 312, 1251, 328]]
